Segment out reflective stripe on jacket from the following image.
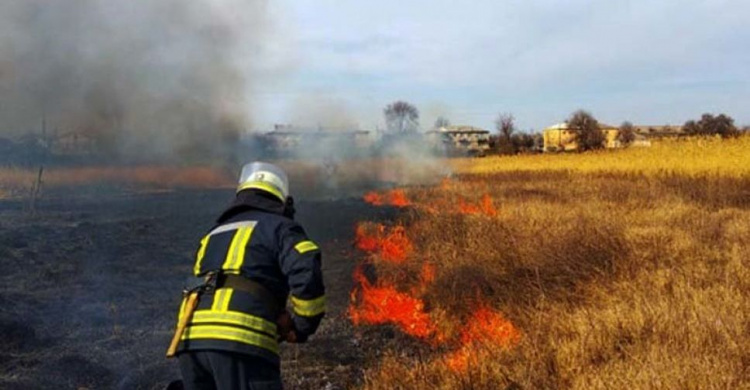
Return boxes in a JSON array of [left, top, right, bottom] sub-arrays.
[[175, 190, 325, 364]]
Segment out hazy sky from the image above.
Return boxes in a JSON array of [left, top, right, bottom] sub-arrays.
[[252, 0, 748, 131]]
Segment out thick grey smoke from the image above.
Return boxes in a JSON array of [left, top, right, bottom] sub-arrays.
[[0, 0, 270, 163], [287, 96, 361, 131]]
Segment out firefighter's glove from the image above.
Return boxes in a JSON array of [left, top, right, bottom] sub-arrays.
[[276, 311, 298, 343]]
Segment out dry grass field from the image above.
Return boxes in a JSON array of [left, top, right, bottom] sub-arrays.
[[352, 136, 749, 389], [1, 136, 747, 388]]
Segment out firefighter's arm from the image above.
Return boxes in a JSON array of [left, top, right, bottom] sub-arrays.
[[279, 222, 325, 343]]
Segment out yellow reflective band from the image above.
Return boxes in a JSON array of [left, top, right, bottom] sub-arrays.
[[294, 240, 319, 254], [237, 181, 285, 202], [193, 235, 209, 276], [233, 228, 253, 270], [222, 226, 254, 272], [291, 295, 326, 317], [191, 310, 277, 336], [182, 325, 279, 354], [211, 288, 234, 312]]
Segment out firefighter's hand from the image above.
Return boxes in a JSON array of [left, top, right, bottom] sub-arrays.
[[276, 311, 298, 343]]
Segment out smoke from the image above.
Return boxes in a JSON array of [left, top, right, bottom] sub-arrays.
[[287, 96, 361, 131], [0, 0, 452, 195], [242, 96, 449, 199], [0, 0, 271, 163]]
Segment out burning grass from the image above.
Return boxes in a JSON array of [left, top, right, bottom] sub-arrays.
[[349, 265, 441, 342], [350, 137, 749, 389], [355, 223, 414, 264], [364, 189, 411, 207]]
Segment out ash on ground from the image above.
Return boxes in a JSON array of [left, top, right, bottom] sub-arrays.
[[0, 188, 401, 389]]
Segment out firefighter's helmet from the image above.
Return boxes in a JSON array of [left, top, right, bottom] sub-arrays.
[[237, 162, 289, 202]]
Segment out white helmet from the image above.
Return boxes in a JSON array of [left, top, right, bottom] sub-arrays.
[[237, 162, 289, 202]]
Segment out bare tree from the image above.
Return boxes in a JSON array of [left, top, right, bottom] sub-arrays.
[[495, 113, 515, 142], [617, 121, 636, 146], [384, 101, 419, 133], [568, 110, 605, 151], [434, 116, 450, 129], [493, 113, 516, 154]]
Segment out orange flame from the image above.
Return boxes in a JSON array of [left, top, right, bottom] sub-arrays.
[[444, 348, 474, 372], [458, 305, 520, 347], [364, 185, 498, 219], [444, 305, 521, 372], [349, 266, 441, 341], [363, 191, 383, 206], [480, 193, 497, 217], [355, 223, 412, 264], [350, 223, 520, 373], [388, 189, 411, 207], [355, 223, 381, 252], [380, 226, 412, 263], [458, 197, 481, 215], [363, 189, 411, 207], [457, 194, 497, 217]]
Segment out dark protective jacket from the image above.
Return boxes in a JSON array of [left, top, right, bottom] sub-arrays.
[[174, 190, 325, 365]]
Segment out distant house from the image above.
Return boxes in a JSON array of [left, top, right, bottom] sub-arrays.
[[425, 125, 490, 156], [53, 131, 96, 155], [543, 123, 620, 152], [261, 125, 373, 157], [633, 125, 683, 138]]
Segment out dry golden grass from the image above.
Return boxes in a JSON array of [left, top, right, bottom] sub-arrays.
[[358, 137, 749, 389], [451, 135, 750, 177]]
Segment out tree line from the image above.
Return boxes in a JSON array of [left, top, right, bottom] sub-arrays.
[[564, 110, 745, 152], [382, 99, 747, 154]]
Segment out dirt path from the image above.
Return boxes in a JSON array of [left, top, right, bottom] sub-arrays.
[[0, 189, 397, 389]]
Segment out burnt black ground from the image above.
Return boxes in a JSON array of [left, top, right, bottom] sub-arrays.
[[0, 188, 399, 389]]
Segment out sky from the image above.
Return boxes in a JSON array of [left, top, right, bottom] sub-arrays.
[[250, 0, 748, 132]]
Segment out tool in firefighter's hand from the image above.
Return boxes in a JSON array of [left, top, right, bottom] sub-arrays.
[[276, 310, 297, 343], [166, 272, 218, 358]]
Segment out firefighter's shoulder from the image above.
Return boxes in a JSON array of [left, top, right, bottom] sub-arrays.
[[276, 220, 320, 255]]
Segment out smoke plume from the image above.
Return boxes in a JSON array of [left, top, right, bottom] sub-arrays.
[[0, 0, 270, 163]]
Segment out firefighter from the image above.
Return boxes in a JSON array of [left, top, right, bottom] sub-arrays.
[[169, 162, 325, 390]]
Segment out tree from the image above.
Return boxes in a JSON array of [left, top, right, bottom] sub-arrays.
[[567, 110, 605, 151], [683, 120, 699, 136], [511, 132, 535, 153], [684, 113, 739, 138], [617, 121, 636, 147], [384, 101, 419, 133], [494, 113, 515, 154], [434, 116, 450, 129], [495, 113, 515, 142]]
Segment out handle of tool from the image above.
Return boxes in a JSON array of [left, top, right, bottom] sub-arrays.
[[166, 292, 199, 358]]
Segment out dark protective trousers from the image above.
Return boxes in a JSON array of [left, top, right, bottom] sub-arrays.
[[178, 351, 282, 390]]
